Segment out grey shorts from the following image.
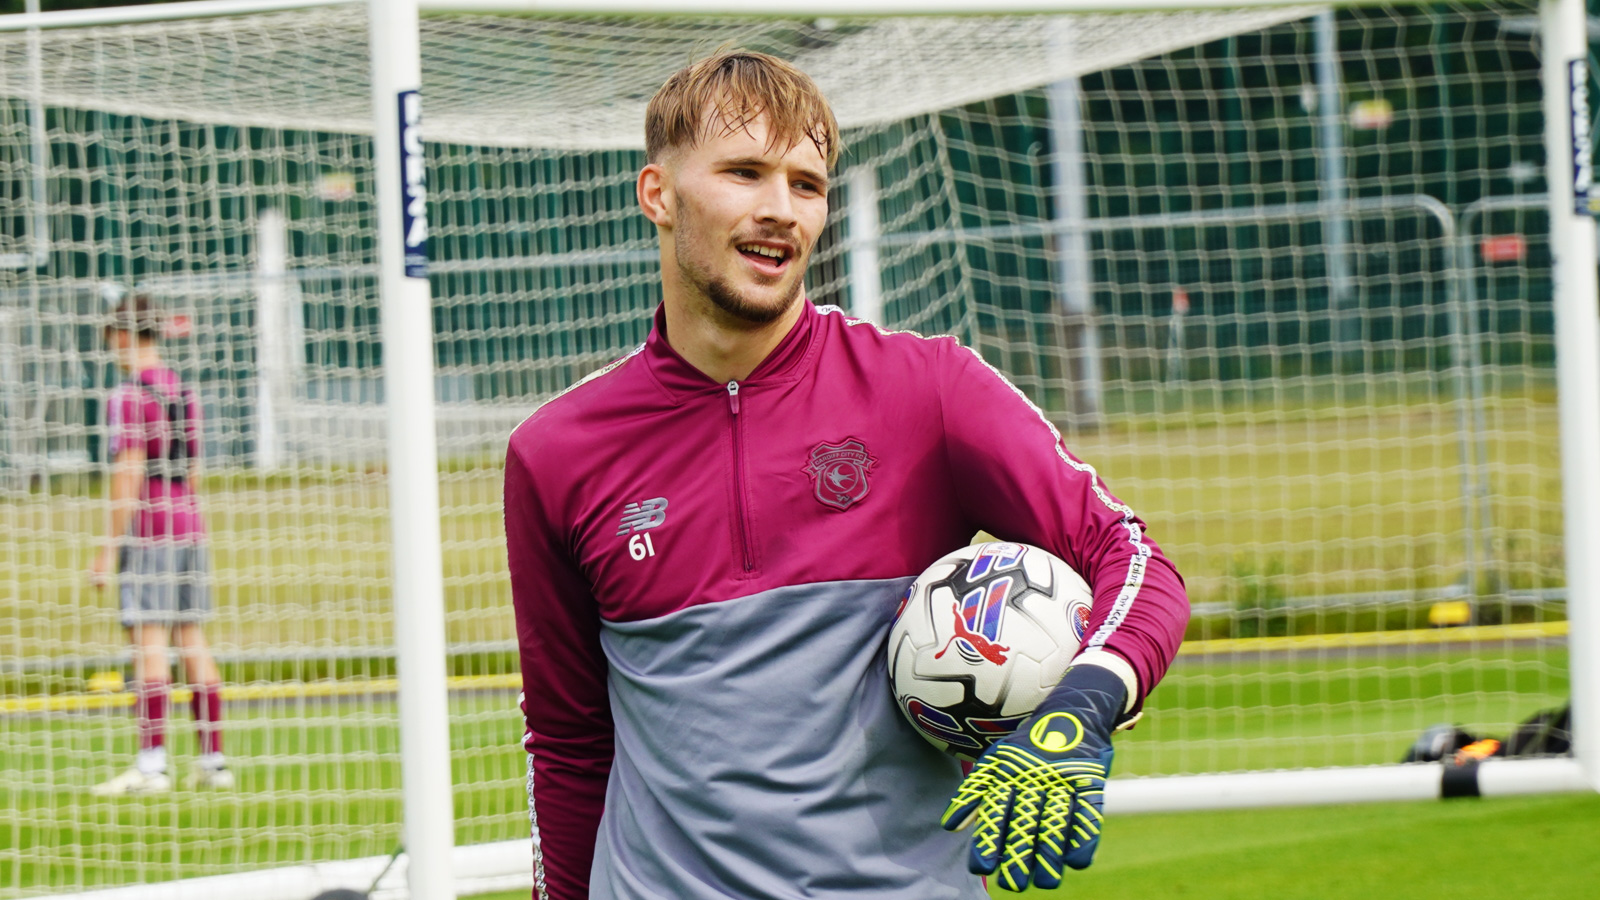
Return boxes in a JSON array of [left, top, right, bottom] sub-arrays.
[[118, 542, 212, 627]]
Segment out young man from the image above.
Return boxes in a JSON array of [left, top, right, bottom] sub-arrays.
[[505, 51, 1189, 900], [89, 293, 232, 795]]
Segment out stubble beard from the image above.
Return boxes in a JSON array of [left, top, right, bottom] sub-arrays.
[[699, 269, 802, 326], [674, 201, 805, 327]]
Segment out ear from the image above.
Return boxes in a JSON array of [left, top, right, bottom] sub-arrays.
[[637, 162, 673, 228]]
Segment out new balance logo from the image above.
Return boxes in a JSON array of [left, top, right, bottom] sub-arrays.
[[616, 497, 669, 535]]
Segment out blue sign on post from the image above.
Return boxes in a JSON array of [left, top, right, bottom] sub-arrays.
[[399, 90, 428, 276], [1570, 59, 1593, 216]]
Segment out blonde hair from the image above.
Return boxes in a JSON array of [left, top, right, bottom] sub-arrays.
[[645, 49, 840, 169]]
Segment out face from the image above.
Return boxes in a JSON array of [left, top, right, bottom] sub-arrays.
[[643, 110, 830, 326], [106, 328, 135, 372]]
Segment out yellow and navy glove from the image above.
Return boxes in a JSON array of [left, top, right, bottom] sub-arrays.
[[940, 664, 1128, 892]]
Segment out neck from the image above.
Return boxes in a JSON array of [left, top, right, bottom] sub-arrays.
[[660, 278, 806, 385]]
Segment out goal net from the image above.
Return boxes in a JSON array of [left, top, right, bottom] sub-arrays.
[[0, 1, 1586, 896]]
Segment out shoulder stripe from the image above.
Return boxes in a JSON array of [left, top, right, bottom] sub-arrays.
[[955, 344, 1152, 659], [814, 303, 960, 345], [512, 342, 645, 437]]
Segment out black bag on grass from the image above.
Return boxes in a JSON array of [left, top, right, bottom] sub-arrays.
[[1401, 701, 1571, 763]]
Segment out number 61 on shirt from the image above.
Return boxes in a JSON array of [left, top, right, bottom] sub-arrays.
[[628, 533, 657, 561]]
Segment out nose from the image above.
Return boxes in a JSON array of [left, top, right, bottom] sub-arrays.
[[754, 175, 798, 228]]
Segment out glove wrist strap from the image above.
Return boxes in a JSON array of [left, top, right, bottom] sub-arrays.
[[1036, 663, 1128, 737]]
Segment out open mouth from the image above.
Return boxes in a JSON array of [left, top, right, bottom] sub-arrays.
[[737, 242, 792, 274]]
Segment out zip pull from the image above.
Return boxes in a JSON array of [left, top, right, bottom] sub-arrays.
[[726, 380, 741, 414]]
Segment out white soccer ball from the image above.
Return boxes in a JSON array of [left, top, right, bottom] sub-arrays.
[[887, 541, 1093, 761]]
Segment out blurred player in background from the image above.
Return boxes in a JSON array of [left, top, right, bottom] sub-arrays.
[[88, 293, 232, 795], [505, 50, 1189, 899]]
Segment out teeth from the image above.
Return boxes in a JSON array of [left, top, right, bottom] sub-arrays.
[[738, 244, 786, 260]]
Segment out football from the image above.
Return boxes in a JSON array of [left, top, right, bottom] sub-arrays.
[[887, 541, 1093, 760]]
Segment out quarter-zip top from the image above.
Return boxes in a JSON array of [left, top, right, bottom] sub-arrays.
[[505, 298, 1192, 900]]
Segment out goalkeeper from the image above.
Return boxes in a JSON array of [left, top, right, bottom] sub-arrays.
[[505, 49, 1188, 900], [88, 293, 231, 795]]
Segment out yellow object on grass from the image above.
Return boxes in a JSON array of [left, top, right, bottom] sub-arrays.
[[86, 671, 125, 693]]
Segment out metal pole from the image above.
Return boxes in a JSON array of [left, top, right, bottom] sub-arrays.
[[1048, 71, 1102, 426], [255, 209, 287, 470], [368, 0, 458, 894], [1541, 0, 1600, 793], [25, 0, 48, 268], [13, 0, 47, 492], [1316, 10, 1355, 365], [1440, 219, 1480, 599], [1463, 196, 1546, 598], [847, 166, 884, 326]]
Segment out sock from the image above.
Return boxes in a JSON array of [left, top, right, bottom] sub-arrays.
[[135, 680, 169, 768], [191, 683, 224, 757]]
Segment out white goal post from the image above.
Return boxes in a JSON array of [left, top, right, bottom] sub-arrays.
[[0, 0, 1595, 898]]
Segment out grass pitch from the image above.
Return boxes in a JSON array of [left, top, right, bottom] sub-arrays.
[[0, 641, 1572, 895], [0, 692, 525, 894], [1048, 791, 1600, 900], [464, 791, 1600, 900]]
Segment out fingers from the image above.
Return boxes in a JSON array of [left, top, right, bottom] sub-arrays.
[[993, 785, 1042, 892], [1029, 787, 1071, 890], [1061, 779, 1106, 871], [965, 784, 1011, 876], [940, 769, 989, 833]]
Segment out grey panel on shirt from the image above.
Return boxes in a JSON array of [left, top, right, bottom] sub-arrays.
[[593, 577, 986, 900]]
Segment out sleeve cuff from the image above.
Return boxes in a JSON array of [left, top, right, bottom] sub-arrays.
[[1069, 648, 1139, 716]]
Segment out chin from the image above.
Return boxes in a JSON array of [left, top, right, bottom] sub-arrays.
[[707, 279, 803, 326]]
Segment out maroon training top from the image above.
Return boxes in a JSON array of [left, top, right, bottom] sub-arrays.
[[505, 300, 1189, 900]]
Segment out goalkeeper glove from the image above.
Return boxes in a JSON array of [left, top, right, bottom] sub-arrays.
[[940, 663, 1128, 892]]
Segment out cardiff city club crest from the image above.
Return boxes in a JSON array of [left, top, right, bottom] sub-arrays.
[[804, 438, 877, 511]]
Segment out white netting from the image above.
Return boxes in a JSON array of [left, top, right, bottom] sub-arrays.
[[0, 2, 1574, 897], [0, 6, 1318, 147]]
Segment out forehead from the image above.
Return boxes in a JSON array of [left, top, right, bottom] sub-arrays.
[[684, 106, 826, 169]]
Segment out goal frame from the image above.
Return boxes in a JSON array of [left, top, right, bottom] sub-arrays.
[[2, 1, 1595, 898]]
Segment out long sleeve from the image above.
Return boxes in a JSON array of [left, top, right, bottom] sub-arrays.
[[505, 439, 614, 899], [937, 341, 1189, 715]]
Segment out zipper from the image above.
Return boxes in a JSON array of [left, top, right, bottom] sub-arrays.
[[727, 380, 754, 572]]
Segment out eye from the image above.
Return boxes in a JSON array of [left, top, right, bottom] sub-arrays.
[[728, 167, 759, 179]]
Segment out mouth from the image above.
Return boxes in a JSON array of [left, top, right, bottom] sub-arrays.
[[735, 241, 794, 277]]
